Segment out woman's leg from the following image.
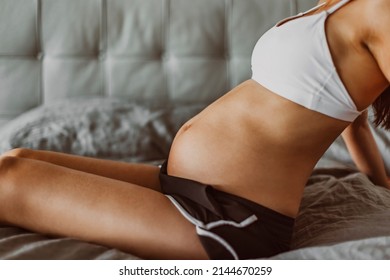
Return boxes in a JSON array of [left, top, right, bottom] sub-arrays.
[[0, 156, 208, 259], [4, 148, 161, 191]]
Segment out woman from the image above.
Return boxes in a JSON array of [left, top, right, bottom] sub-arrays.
[[0, 0, 389, 259]]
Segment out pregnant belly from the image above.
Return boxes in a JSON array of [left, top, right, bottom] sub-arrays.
[[166, 115, 316, 218], [167, 115, 286, 190], [167, 121, 237, 185]]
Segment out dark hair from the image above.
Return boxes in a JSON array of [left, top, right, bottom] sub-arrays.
[[372, 86, 390, 130]]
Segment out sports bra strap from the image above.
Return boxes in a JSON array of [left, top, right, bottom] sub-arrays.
[[300, 2, 326, 16], [327, 0, 351, 14]]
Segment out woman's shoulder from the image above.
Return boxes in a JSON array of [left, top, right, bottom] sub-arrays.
[[363, 0, 390, 81], [364, 0, 390, 27]]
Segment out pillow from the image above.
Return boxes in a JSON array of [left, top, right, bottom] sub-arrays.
[[0, 98, 204, 162]]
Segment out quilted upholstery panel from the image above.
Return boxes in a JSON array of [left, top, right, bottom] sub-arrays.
[[42, 0, 101, 56], [0, 58, 41, 113], [0, 0, 319, 125], [0, 0, 38, 55], [43, 58, 103, 102], [107, 0, 164, 57]]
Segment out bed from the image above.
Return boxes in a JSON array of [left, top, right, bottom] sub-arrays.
[[0, 0, 389, 260]]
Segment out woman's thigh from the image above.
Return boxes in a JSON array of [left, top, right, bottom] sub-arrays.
[[4, 148, 161, 191], [0, 156, 207, 259]]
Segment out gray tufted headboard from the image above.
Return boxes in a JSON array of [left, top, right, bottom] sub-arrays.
[[0, 0, 317, 127]]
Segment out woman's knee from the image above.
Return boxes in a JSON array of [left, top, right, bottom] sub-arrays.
[[0, 155, 28, 200], [0, 150, 36, 188], [2, 148, 34, 159], [0, 155, 21, 176], [0, 150, 33, 184], [0, 156, 21, 206], [0, 156, 26, 223]]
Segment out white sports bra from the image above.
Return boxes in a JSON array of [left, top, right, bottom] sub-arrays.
[[251, 0, 362, 122]]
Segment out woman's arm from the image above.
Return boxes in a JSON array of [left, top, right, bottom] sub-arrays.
[[341, 110, 389, 188]]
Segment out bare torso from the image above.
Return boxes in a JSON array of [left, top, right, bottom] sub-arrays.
[[167, 0, 389, 218]]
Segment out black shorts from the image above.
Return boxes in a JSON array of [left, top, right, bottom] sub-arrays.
[[159, 161, 295, 260]]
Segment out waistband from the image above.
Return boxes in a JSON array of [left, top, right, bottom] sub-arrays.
[[159, 160, 295, 229]]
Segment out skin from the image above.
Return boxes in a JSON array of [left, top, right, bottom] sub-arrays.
[[0, 0, 389, 259]]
